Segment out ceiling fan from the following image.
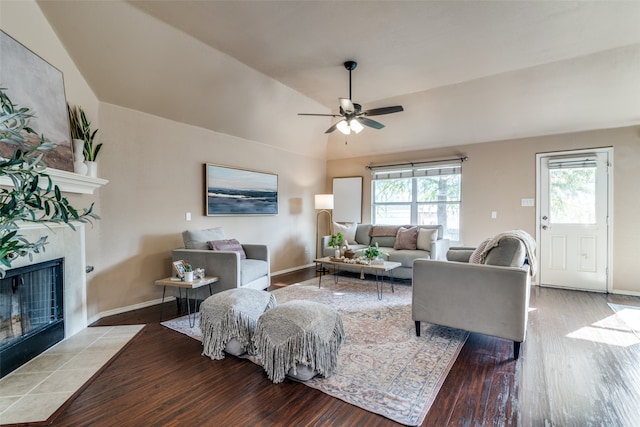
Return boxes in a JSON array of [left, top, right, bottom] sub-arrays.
[[298, 60, 404, 135]]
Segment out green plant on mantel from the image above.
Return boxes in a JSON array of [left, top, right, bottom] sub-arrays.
[[0, 88, 99, 277], [67, 103, 101, 161]]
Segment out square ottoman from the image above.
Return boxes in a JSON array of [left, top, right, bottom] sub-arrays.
[[199, 288, 277, 360], [253, 300, 344, 383]]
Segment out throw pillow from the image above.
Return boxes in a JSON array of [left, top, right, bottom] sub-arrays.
[[416, 228, 438, 250], [183, 227, 226, 250], [332, 222, 357, 243], [469, 238, 491, 264], [393, 226, 419, 250], [369, 225, 401, 237], [207, 238, 247, 260]]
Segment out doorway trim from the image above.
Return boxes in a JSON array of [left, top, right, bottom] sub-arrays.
[[535, 147, 613, 292]]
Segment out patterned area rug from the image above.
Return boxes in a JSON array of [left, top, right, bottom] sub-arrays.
[[162, 276, 468, 426]]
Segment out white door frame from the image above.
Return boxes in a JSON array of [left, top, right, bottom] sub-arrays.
[[535, 147, 613, 292]]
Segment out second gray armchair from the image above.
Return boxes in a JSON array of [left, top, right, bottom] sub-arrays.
[[172, 228, 270, 294]]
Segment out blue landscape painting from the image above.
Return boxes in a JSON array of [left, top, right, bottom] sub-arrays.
[[206, 164, 278, 215]]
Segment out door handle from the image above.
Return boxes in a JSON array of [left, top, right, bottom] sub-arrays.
[[542, 225, 548, 230]]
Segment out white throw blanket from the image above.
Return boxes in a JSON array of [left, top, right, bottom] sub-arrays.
[[481, 229, 537, 277]]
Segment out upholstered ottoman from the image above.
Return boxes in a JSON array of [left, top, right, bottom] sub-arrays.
[[253, 300, 344, 384], [199, 288, 277, 360]]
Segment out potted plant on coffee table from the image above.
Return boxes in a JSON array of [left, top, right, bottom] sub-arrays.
[[363, 242, 388, 265], [327, 232, 343, 258]]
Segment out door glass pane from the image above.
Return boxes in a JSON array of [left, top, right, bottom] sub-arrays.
[[549, 167, 596, 224]]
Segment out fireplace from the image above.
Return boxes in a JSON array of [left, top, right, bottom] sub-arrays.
[[0, 258, 64, 378]]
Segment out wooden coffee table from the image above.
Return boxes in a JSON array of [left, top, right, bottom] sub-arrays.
[[155, 276, 219, 327], [313, 257, 401, 300]]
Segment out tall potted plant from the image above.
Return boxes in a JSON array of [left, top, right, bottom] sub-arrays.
[[67, 103, 101, 177], [67, 103, 88, 175], [1, 88, 99, 277]]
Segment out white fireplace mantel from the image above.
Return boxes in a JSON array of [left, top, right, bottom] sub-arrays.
[[0, 167, 108, 194]]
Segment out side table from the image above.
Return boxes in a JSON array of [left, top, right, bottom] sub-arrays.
[[155, 276, 219, 327]]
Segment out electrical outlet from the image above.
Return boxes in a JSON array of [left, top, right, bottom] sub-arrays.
[[185, 212, 191, 221], [491, 211, 497, 219]]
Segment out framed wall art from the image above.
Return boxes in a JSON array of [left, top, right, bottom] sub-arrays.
[[0, 30, 73, 172], [205, 164, 278, 215]]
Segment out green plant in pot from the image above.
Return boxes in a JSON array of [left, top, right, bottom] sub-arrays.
[[1, 88, 99, 277], [183, 263, 194, 281], [67, 103, 101, 177], [327, 232, 343, 249], [327, 232, 343, 257], [363, 242, 388, 261]]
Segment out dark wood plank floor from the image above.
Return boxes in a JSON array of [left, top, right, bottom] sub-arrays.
[[44, 268, 640, 426]]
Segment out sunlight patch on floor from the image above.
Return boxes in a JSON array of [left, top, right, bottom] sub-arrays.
[[566, 304, 640, 347]]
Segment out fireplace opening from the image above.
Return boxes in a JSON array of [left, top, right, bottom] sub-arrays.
[[0, 258, 64, 378]]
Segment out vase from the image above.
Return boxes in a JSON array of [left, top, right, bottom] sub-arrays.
[[85, 160, 97, 178], [184, 271, 194, 282], [334, 249, 341, 258], [72, 139, 88, 175]]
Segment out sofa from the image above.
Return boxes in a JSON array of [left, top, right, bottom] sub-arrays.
[[412, 232, 535, 359], [172, 227, 270, 294], [321, 223, 449, 280]]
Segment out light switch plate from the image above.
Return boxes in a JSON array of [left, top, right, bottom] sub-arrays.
[[521, 198, 534, 207]]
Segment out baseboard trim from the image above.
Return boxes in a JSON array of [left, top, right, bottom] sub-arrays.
[[271, 263, 315, 276], [610, 289, 640, 297], [88, 296, 176, 325], [90, 264, 317, 324]]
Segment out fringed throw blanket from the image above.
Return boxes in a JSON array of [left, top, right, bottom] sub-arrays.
[[253, 300, 344, 384], [481, 229, 538, 276], [199, 288, 277, 360]]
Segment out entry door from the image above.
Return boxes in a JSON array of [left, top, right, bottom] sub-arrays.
[[538, 150, 610, 292]]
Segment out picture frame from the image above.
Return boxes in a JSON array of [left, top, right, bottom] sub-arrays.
[[205, 163, 278, 215], [0, 30, 74, 172], [172, 260, 186, 279]]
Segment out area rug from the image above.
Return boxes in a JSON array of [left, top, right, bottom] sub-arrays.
[[161, 276, 468, 426]]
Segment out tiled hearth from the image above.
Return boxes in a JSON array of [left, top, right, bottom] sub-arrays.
[[0, 325, 143, 424]]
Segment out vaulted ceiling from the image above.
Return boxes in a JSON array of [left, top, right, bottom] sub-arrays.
[[37, 1, 640, 159]]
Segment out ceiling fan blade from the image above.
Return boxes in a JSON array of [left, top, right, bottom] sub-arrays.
[[363, 105, 404, 117], [357, 117, 385, 130], [298, 113, 342, 117], [339, 98, 355, 115], [324, 121, 341, 133]]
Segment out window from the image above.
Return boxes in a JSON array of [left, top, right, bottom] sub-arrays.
[[372, 164, 461, 241]]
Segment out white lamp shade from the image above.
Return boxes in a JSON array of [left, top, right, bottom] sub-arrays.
[[315, 194, 334, 210]]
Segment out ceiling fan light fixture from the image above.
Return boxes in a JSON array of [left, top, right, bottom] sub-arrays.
[[349, 119, 364, 134], [336, 120, 351, 135]]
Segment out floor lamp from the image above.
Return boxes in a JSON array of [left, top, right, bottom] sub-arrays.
[[315, 194, 334, 272]]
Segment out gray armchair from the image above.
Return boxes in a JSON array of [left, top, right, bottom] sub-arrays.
[[412, 235, 534, 359], [172, 228, 270, 294]]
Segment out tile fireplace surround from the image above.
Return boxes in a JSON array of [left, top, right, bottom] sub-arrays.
[[5, 223, 88, 347]]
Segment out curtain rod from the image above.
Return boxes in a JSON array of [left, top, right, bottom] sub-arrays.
[[366, 156, 469, 171]]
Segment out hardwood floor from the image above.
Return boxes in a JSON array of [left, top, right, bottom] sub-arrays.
[[47, 269, 640, 426]]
